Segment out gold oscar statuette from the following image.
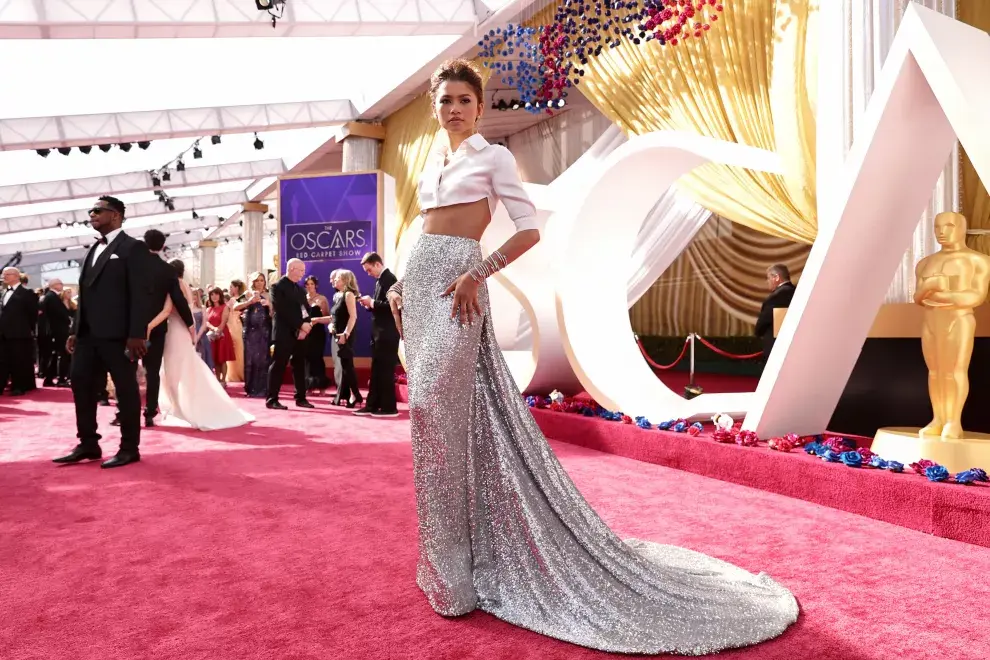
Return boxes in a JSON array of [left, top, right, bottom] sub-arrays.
[[872, 212, 990, 471]]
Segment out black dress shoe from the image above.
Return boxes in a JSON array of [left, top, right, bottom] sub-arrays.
[[371, 409, 400, 418], [102, 451, 140, 469], [42, 380, 56, 387], [56, 379, 71, 388], [144, 417, 156, 428], [266, 400, 288, 410], [53, 446, 103, 464], [352, 406, 376, 416], [295, 399, 315, 409]]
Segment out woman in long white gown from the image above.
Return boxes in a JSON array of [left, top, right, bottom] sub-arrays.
[[147, 260, 254, 431]]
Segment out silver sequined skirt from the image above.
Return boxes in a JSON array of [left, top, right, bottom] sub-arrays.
[[401, 233, 798, 655]]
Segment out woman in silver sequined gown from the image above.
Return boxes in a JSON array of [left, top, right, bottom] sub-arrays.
[[387, 60, 799, 656]]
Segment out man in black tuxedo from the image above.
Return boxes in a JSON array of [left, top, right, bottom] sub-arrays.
[[266, 258, 315, 410], [0, 267, 39, 395], [112, 229, 194, 428], [41, 278, 72, 387], [54, 196, 154, 469], [754, 263, 797, 359], [356, 252, 400, 417]]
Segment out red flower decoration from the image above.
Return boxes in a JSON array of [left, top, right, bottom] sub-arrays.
[[712, 429, 735, 444], [549, 402, 564, 413], [687, 425, 702, 436], [621, 415, 633, 424], [910, 459, 938, 475], [857, 447, 877, 464], [736, 430, 759, 447], [768, 436, 796, 452]]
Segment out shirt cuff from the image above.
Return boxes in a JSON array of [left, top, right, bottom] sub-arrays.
[[512, 216, 540, 232]]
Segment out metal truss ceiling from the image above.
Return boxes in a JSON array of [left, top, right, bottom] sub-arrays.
[[0, 0, 478, 38], [0, 190, 249, 235], [0, 101, 355, 151], [0, 159, 285, 208], [12, 230, 206, 268], [14, 215, 222, 255]]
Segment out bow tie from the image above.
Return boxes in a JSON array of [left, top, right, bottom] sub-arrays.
[[97, 236, 108, 245]]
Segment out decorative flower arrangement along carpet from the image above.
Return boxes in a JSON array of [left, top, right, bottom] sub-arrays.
[[526, 391, 990, 487]]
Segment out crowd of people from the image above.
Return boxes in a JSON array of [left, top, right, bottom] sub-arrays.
[[0, 230, 400, 422]]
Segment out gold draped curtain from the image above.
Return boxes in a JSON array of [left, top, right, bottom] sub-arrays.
[[960, 0, 990, 255], [574, 0, 817, 334]]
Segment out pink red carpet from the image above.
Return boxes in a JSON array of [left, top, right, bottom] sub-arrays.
[[1, 386, 988, 659]]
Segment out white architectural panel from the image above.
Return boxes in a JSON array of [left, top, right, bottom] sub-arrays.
[[0, 159, 285, 208], [744, 5, 990, 437], [0, 101, 355, 151], [0, 0, 479, 38], [13, 216, 222, 255], [0, 190, 249, 235]]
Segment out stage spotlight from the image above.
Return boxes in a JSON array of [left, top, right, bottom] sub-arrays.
[[58, 147, 71, 156], [79, 145, 92, 154], [36, 149, 50, 157], [118, 142, 132, 152], [138, 141, 151, 150], [98, 144, 112, 153], [510, 100, 520, 110], [60, 247, 67, 252], [165, 200, 175, 212], [211, 135, 221, 145], [151, 174, 162, 188], [162, 170, 171, 182], [192, 210, 199, 220], [253, 133, 264, 150], [176, 160, 186, 171], [238, 220, 243, 227], [267, 213, 274, 219], [192, 146, 202, 159], [496, 99, 508, 111], [185, 229, 192, 234]]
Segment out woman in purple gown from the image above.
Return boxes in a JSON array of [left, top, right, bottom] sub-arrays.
[[234, 271, 273, 398]]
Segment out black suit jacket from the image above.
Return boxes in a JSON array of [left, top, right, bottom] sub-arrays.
[[754, 282, 796, 354], [0, 286, 38, 340], [148, 254, 194, 331], [73, 232, 154, 341], [42, 290, 72, 337], [369, 268, 400, 343], [271, 276, 309, 341]]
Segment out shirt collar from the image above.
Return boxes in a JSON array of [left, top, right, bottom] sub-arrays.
[[437, 132, 490, 156], [103, 227, 124, 244]]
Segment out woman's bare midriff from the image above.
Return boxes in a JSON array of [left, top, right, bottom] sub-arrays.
[[422, 199, 491, 241]]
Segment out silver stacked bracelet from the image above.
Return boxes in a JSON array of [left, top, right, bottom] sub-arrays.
[[386, 281, 403, 302], [469, 250, 508, 283]]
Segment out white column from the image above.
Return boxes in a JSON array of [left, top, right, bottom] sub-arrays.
[[242, 202, 267, 278], [342, 135, 381, 171], [198, 239, 217, 288]]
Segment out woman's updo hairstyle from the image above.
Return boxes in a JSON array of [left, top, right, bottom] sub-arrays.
[[428, 58, 485, 105], [169, 259, 185, 278]]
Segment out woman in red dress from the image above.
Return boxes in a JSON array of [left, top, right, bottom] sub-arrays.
[[205, 287, 234, 386]]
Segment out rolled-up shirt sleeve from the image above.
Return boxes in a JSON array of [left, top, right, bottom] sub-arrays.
[[491, 146, 539, 232]]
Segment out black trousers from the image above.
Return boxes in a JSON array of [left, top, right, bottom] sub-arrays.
[[333, 339, 362, 404], [365, 337, 399, 412], [142, 326, 167, 417], [0, 337, 34, 392], [71, 337, 141, 451], [267, 335, 306, 403], [37, 335, 52, 377], [46, 333, 71, 382]]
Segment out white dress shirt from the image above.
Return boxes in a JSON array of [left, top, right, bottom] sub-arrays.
[[90, 227, 124, 266], [1, 282, 20, 307], [418, 133, 538, 231]]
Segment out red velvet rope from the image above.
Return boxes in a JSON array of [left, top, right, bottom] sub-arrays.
[[635, 336, 689, 370], [694, 335, 764, 360]]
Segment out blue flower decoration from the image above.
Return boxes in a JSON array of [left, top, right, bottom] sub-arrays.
[[581, 407, 595, 417], [657, 420, 675, 431], [671, 422, 686, 433], [804, 441, 823, 455], [635, 417, 652, 430], [840, 451, 863, 468], [691, 422, 704, 431], [822, 449, 842, 463], [885, 460, 904, 473], [924, 465, 950, 482], [956, 470, 978, 485], [525, 395, 538, 407], [969, 467, 989, 482], [870, 456, 887, 469]]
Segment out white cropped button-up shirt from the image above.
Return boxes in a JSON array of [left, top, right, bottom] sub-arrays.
[[418, 133, 538, 232]]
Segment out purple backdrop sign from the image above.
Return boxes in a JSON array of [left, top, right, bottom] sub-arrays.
[[279, 172, 382, 358]]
